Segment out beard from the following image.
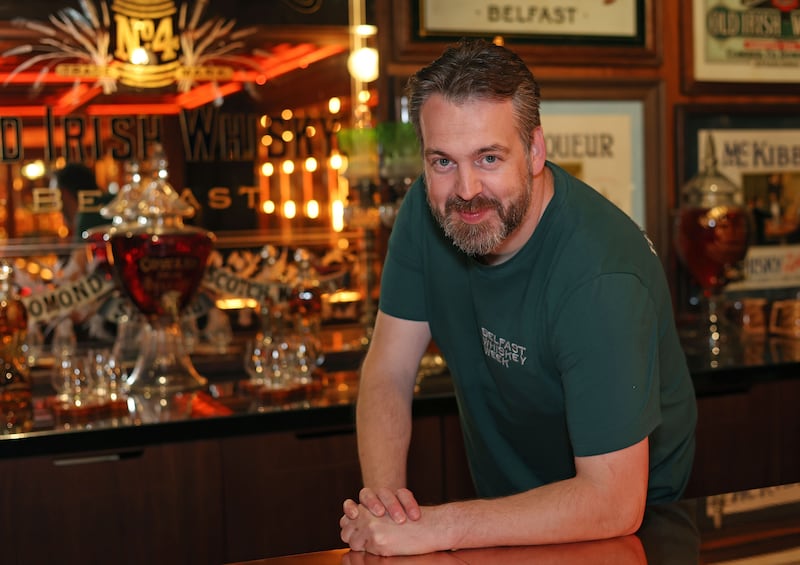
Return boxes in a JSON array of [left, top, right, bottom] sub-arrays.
[[428, 175, 533, 257]]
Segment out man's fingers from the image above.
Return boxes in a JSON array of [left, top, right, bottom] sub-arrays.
[[343, 498, 360, 519], [396, 488, 422, 521], [359, 487, 387, 517], [376, 488, 409, 524]]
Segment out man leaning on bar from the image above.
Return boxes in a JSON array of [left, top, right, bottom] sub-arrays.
[[339, 38, 696, 557]]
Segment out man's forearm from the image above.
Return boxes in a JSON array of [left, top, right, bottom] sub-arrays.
[[438, 474, 645, 550], [355, 374, 414, 489], [342, 438, 649, 556]]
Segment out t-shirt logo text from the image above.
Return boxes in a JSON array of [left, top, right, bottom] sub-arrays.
[[481, 327, 527, 368]]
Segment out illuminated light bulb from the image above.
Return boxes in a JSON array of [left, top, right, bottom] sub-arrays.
[[329, 153, 343, 170], [305, 125, 317, 137], [282, 160, 295, 175], [130, 46, 150, 65], [283, 200, 297, 219], [328, 97, 342, 114], [281, 109, 293, 120], [354, 24, 378, 38], [347, 47, 379, 83], [261, 162, 274, 176], [305, 157, 318, 172], [332, 200, 344, 232], [261, 135, 273, 147], [262, 200, 276, 214], [281, 130, 294, 143], [260, 115, 270, 128], [306, 200, 320, 218], [20, 160, 45, 179]]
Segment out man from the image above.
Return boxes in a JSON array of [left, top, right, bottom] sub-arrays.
[[51, 162, 112, 241], [340, 38, 697, 556]]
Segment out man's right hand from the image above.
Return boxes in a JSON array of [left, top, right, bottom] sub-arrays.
[[343, 487, 421, 524]]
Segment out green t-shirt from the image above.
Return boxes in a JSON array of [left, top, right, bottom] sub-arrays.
[[380, 162, 697, 503]]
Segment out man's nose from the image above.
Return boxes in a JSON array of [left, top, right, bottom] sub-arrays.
[[454, 169, 482, 200]]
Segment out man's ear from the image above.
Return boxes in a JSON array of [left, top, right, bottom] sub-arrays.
[[530, 127, 547, 175]]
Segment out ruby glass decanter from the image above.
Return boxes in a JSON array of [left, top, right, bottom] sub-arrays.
[[107, 147, 215, 421], [674, 132, 750, 366], [84, 160, 147, 380]]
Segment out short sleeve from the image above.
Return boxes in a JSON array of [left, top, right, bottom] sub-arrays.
[[554, 273, 661, 457], [378, 178, 429, 322]]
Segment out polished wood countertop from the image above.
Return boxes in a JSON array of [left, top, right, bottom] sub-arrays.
[[228, 482, 800, 565]]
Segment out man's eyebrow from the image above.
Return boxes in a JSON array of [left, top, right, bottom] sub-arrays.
[[476, 144, 510, 155], [423, 147, 450, 158], [423, 144, 510, 159]]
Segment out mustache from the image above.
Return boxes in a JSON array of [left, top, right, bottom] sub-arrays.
[[445, 194, 501, 214]]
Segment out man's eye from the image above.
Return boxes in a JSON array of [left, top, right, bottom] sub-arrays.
[[483, 155, 497, 164], [435, 158, 451, 167]]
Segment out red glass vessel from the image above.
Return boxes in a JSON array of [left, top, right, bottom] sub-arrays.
[[111, 230, 213, 320], [674, 132, 750, 365], [675, 206, 750, 296], [107, 148, 215, 416]]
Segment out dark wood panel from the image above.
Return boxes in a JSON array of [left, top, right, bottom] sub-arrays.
[[0, 440, 224, 565], [220, 415, 445, 561], [220, 426, 362, 561], [685, 378, 800, 498], [441, 413, 477, 502]]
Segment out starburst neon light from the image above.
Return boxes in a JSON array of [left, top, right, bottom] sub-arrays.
[[2, 0, 263, 94]]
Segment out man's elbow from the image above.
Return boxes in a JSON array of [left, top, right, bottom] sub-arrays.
[[612, 494, 646, 537]]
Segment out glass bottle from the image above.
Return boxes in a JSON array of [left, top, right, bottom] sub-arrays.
[[0, 261, 33, 434], [101, 159, 146, 379], [287, 249, 324, 384]]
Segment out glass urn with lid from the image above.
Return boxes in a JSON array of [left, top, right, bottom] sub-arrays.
[[107, 146, 215, 420], [674, 132, 750, 366]]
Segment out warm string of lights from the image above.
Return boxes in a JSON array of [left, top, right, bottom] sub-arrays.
[[256, 97, 351, 232]]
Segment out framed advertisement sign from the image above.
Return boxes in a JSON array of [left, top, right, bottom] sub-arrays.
[[385, 0, 659, 67], [676, 105, 800, 290], [540, 100, 645, 228], [419, 0, 643, 43], [682, 0, 800, 93]]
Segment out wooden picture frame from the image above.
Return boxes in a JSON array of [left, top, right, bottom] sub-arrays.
[[676, 104, 800, 206], [680, 0, 800, 94], [543, 81, 666, 256], [540, 99, 646, 228], [675, 104, 800, 294], [386, 0, 660, 68]]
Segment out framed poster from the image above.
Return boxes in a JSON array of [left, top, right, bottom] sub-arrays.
[[540, 100, 645, 228], [682, 0, 800, 93], [676, 105, 800, 290], [419, 0, 643, 43], [386, 0, 659, 67]]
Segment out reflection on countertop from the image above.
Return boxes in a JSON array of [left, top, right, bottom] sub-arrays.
[[4, 319, 800, 458], [230, 482, 800, 565]]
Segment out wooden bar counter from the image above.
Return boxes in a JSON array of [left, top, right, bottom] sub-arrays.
[[226, 482, 800, 565], [1, 330, 800, 564]]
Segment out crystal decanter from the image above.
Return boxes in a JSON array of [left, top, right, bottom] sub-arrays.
[[107, 146, 215, 420]]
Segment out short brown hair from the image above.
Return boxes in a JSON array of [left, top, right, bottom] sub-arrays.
[[405, 38, 542, 152]]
